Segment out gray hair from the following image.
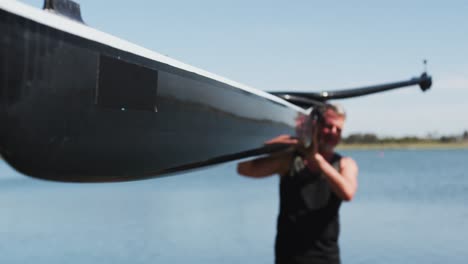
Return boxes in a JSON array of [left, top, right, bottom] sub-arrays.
[[326, 103, 346, 119]]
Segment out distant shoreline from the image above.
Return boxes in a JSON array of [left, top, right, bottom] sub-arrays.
[[337, 141, 468, 150]]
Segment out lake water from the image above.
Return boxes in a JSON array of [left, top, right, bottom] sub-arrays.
[[1, 149, 467, 263]]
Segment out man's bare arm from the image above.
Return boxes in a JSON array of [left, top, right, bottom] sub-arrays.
[[313, 154, 358, 201], [237, 151, 292, 178], [238, 134, 300, 178]]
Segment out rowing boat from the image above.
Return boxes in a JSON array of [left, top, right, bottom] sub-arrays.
[[0, 0, 431, 182]]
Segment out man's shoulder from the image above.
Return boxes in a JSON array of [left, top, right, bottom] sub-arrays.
[[339, 156, 358, 170]]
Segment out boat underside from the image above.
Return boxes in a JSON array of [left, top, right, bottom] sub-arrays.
[[0, 7, 307, 182]]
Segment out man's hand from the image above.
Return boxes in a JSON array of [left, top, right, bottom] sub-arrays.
[[265, 134, 309, 157], [237, 134, 302, 178], [265, 134, 299, 145]]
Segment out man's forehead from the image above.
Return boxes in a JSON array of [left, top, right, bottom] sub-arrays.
[[323, 109, 344, 120], [321, 110, 345, 130]]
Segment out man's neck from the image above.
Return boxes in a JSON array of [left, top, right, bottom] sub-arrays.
[[319, 147, 335, 161]]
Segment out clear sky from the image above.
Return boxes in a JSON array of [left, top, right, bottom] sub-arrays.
[[20, 0, 468, 137]]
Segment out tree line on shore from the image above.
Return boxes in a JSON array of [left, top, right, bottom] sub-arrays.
[[341, 131, 468, 144]]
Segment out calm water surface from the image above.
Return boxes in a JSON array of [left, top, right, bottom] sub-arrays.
[[1, 149, 467, 263]]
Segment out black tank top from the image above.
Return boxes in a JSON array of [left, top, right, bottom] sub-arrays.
[[275, 153, 342, 264]]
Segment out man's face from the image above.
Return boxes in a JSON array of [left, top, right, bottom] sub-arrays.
[[318, 109, 345, 151]]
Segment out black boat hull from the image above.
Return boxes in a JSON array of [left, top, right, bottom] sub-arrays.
[[0, 5, 307, 182]]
